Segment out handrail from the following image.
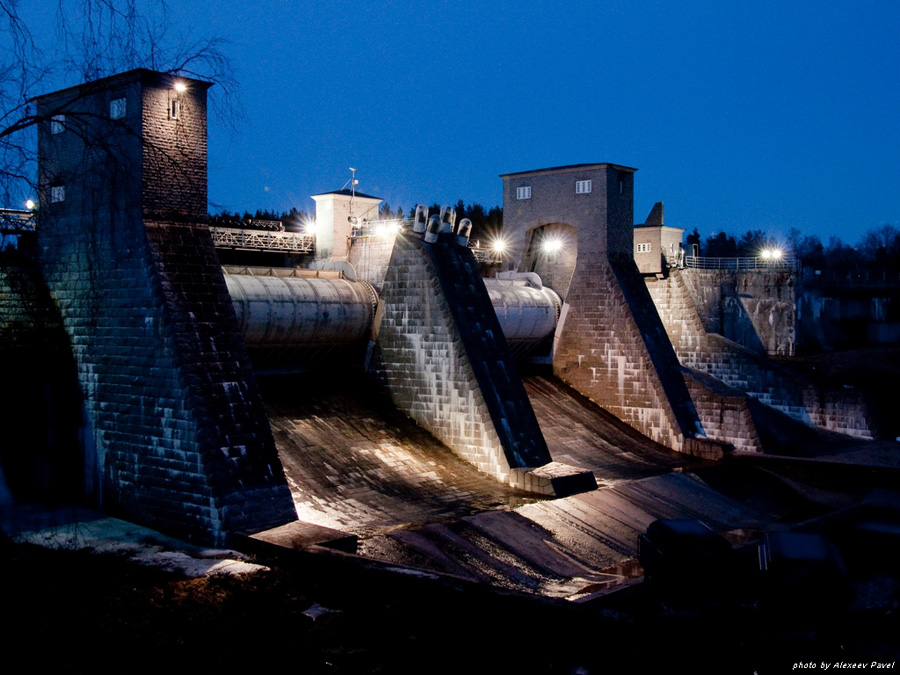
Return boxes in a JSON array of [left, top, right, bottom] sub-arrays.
[[0, 208, 35, 234], [684, 255, 800, 271]]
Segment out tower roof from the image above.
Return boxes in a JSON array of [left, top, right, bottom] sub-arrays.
[[311, 189, 382, 201], [32, 68, 213, 104], [499, 163, 637, 179]]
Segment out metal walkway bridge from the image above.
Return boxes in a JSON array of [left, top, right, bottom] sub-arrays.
[[209, 226, 315, 253]]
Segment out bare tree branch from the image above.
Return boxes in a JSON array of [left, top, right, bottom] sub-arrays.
[[0, 0, 242, 206]]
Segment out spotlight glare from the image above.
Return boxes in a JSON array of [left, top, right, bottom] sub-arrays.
[[543, 237, 563, 253]]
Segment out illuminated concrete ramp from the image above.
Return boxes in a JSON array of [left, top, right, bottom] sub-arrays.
[[261, 375, 533, 538], [353, 373, 777, 599], [522, 374, 690, 483], [360, 473, 773, 599]]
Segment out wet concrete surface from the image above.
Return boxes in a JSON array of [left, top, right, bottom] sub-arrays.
[[263, 371, 793, 599], [261, 374, 536, 538], [523, 373, 695, 481]]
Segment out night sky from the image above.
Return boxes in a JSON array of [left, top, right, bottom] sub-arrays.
[[19, 0, 900, 244]]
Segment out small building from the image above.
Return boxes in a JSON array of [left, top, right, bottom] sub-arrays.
[[634, 202, 684, 275], [311, 189, 382, 261], [499, 162, 637, 301]]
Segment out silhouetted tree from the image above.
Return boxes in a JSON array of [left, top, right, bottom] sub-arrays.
[[860, 224, 900, 267], [825, 236, 859, 269], [796, 234, 826, 268], [378, 202, 395, 220], [704, 232, 737, 257], [686, 227, 701, 255], [736, 229, 771, 257], [454, 199, 466, 225]]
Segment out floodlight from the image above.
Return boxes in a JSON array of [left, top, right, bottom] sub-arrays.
[[542, 237, 563, 253]]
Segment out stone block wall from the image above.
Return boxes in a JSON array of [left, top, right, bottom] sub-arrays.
[[500, 164, 636, 277], [141, 79, 209, 221], [682, 370, 762, 454], [553, 250, 703, 452], [681, 268, 796, 356], [33, 70, 295, 543], [348, 234, 396, 291], [500, 164, 720, 457], [374, 232, 555, 486], [646, 270, 874, 440], [0, 250, 85, 502]]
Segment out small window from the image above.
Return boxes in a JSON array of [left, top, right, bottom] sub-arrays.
[[575, 180, 592, 194], [50, 185, 65, 203], [516, 186, 531, 200], [170, 99, 180, 120], [110, 98, 126, 120], [636, 243, 652, 253], [51, 115, 65, 134]]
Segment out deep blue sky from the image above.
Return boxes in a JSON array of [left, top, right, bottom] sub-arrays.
[[22, 1, 900, 243]]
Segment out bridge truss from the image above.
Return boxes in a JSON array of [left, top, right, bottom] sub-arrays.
[[209, 226, 315, 254], [0, 209, 35, 234]]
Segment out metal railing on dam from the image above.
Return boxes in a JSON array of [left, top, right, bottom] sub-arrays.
[[684, 255, 800, 271], [0, 209, 35, 234], [210, 226, 315, 253]]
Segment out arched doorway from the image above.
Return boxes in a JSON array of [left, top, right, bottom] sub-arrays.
[[521, 223, 578, 301]]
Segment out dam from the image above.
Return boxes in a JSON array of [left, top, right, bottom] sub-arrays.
[[1, 69, 892, 601]]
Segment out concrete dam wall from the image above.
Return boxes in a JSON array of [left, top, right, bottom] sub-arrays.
[[1, 68, 882, 547]]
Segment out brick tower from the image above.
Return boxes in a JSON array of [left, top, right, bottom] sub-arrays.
[[501, 164, 708, 454], [34, 69, 295, 543]]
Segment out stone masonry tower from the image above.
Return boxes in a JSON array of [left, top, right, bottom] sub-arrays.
[[33, 69, 295, 544], [501, 164, 712, 455]]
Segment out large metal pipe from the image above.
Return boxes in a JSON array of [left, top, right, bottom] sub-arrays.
[[223, 268, 560, 364], [224, 269, 375, 347], [483, 277, 561, 344]]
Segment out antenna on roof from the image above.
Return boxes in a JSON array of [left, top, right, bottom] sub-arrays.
[[342, 167, 359, 216]]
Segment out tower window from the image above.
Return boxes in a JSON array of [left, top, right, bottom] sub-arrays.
[[110, 98, 126, 120], [575, 180, 592, 194], [50, 185, 65, 203], [51, 115, 65, 134], [516, 186, 531, 200], [170, 99, 181, 120], [636, 243, 652, 253]]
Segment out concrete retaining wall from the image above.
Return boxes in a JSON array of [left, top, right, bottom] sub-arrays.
[[681, 268, 796, 356], [646, 270, 874, 440], [553, 250, 703, 452]]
